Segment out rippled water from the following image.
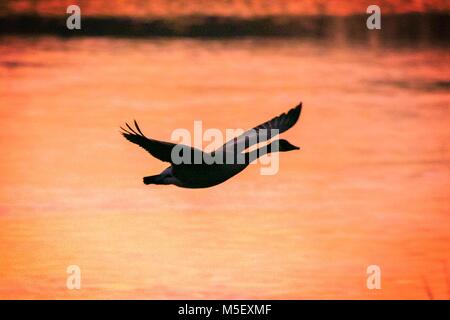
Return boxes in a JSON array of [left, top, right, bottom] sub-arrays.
[[0, 36, 449, 299]]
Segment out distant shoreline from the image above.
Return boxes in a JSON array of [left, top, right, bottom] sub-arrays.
[[0, 13, 448, 44]]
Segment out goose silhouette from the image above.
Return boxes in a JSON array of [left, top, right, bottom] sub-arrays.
[[121, 103, 302, 188]]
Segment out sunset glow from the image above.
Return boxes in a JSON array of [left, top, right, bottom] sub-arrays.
[[2, 0, 450, 17]]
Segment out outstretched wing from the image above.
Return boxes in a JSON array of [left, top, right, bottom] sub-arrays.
[[217, 103, 302, 153], [120, 120, 179, 163]]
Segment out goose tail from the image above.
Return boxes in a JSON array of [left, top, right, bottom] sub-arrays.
[[143, 174, 164, 185]]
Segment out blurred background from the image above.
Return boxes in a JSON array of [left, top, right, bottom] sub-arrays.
[[0, 0, 449, 299]]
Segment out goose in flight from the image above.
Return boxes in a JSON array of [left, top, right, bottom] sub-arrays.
[[121, 103, 302, 188]]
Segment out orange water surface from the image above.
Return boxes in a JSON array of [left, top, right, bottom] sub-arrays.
[[0, 36, 449, 299]]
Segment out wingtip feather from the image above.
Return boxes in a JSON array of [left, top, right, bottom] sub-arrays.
[[125, 122, 138, 135], [133, 120, 145, 136], [291, 102, 302, 121]]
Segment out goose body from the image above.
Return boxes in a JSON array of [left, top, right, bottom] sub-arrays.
[[163, 161, 248, 188], [121, 103, 302, 188]]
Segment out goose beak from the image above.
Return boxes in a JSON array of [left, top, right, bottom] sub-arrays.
[[285, 143, 300, 151]]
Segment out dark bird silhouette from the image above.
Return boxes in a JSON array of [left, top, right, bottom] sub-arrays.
[[121, 103, 302, 188]]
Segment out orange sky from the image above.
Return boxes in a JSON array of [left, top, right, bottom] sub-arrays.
[[4, 0, 450, 17]]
